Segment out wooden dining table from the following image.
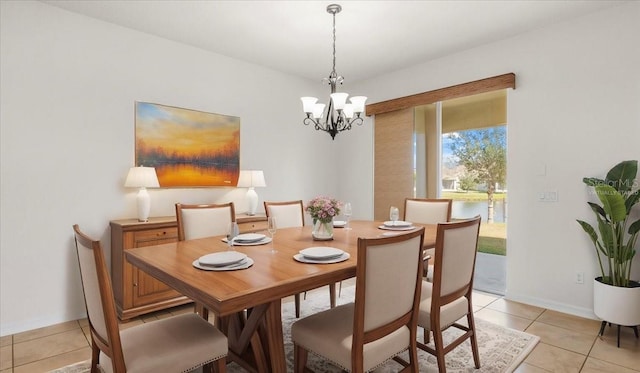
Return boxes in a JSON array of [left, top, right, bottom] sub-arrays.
[[125, 220, 437, 373]]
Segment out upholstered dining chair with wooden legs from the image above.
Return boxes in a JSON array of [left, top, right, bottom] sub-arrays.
[[417, 216, 482, 373], [176, 202, 236, 318], [73, 224, 228, 373], [264, 200, 337, 318], [291, 228, 425, 373], [404, 198, 453, 279], [175, 202, 236, 241]]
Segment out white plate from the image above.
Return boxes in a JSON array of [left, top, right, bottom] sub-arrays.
[[193, 258, 254, 271], [234, 233, 266, 243], [383, 220, 412, 227], [224, 237, 272, 246], [198, 251, 247, 267], [299, 247, 344, 259], [378, 225, 416, 231], [294, 253, 350, 264], [333, 220, 347, 228]]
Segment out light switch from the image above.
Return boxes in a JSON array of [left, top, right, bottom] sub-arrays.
[[538, 190, 558, 202]]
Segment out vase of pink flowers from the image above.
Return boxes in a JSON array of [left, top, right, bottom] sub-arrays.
[[306, 196, 341, 241]]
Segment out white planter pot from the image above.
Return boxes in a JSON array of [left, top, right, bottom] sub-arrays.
[[593, 277, 640, 326]]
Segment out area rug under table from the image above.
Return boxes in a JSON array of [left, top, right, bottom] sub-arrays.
[[50, 287, 539, 373]]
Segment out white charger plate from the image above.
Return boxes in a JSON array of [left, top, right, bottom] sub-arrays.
[[378, 225, 416, 231], [193, 258, 254, 271], [198, 251, 247, 267], [234, 233, 266, 243], [383, 220, 412, 227], [222, 237, 272, 246], [299, 246, 344, 259], [293, 253, 350, 264]]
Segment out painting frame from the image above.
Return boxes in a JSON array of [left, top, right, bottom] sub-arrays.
[[134, 102, 240, 187]]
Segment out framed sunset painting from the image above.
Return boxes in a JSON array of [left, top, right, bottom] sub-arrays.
[[134, 102, 240, 187]]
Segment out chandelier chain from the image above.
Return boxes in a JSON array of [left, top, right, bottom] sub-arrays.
[[332, 11, 337, 76]]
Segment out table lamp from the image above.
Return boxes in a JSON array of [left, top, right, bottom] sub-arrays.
[[125, 166, 160, 222], [237, 170, 266, 215]]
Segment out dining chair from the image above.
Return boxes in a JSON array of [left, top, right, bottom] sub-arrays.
[[404, 198, 453, 279], [417, 216, 481, 373], [72, 224, 228, 373], [264, 200, 336, 318], [291, 227, 425, 373], [175, 202, 236, 241], [176, 202, 236, 318]]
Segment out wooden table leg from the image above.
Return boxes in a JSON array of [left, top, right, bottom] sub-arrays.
[[264, 299, 287, 372]]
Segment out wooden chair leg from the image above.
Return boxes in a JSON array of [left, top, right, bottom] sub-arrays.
[[214, 357, 227, 373], [294, 343, 308, 373], [329, 282, 336, 308], [423, 328, 430, 344], [433, 328, 446, 373], [468, 313, 481, 368], [202, 361, 214, 373], [90, 340, 100, 373], [295, 293, 301, 318]]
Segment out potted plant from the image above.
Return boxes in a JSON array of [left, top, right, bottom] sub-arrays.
[[576, 160, 640, 342]]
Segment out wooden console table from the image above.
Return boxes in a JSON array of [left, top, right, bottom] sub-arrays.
[[110, 213, 267, 320]]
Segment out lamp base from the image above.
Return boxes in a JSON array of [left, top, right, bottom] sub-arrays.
[[246, 188, 258, 216], [136, 187, 151, 222]]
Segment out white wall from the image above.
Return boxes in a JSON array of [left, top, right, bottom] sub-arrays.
[[339, 2, 640, 318], [0, 1, 338, 336]]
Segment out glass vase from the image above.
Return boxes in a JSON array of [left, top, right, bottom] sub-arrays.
[[312, 219, 334, 241]]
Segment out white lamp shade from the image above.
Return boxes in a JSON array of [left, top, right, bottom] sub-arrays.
[[330, 92, 349, 110], [301, 97, 318, 113], [124, 167, 159, 188], [343, 104, 354, 119], [312, 103, 326, 119], [237, 170, 266, 188], [349, 96, 367, 113]]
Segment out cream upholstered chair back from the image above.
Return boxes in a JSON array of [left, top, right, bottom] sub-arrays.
[[175, 202, 235, 241], [359, 229, 425, 332], [73, 225, 124, 364], [433, 215, 481, 300], [404, 198, 452, 224], [264, 200, 304, 228]]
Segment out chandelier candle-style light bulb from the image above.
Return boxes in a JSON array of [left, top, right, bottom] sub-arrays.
[[300, 3, 367, 140]]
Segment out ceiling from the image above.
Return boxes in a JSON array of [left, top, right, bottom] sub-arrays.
[[42, 0, 625, 84]]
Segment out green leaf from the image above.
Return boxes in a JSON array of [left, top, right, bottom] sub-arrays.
[[577, 220, 598, 243], [597, 216, 614, 256], [587, 202, 607, 219], [626, 190, 640, 213], [606, 160, 637, 192], [595, 185, 627, 222]]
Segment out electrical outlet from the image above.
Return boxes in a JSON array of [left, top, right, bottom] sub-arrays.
[[576, 271, 584, 284]]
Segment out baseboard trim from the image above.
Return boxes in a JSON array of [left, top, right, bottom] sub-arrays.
[[504, 291, 598, 320]]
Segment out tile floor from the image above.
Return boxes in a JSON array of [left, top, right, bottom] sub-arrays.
[[1, 286, 638, 373]]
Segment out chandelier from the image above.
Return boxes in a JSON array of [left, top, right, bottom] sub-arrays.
[[301, 4, 367, 140]]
